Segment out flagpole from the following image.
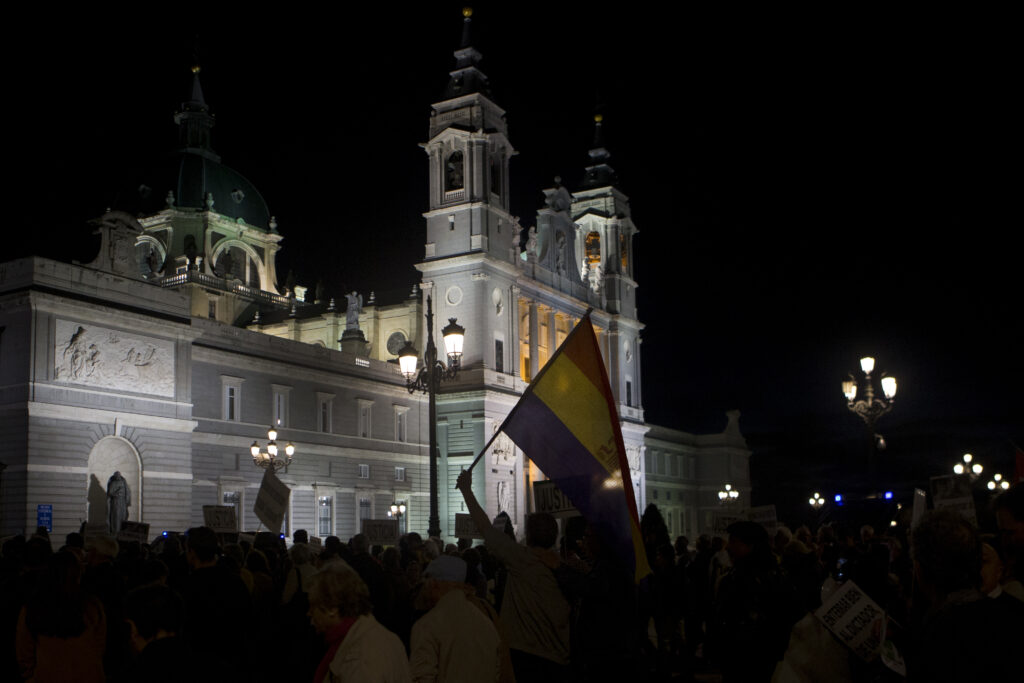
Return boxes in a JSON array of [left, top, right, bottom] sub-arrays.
[[463, 309, 594, 474]]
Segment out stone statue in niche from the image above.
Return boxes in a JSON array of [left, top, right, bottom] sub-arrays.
[[525, 227, 538, 263], [626, 446, 642, 484], [555, 231, 566, 275], [345, 291, 363, 329], [497, 480, 512, 514], [107, 471, 130, 534]]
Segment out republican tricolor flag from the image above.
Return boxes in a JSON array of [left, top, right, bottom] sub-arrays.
[[496, 314, 651, 582]]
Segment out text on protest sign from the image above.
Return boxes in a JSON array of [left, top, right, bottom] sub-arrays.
[[362, 519, 399, 546], [533, 480, 577, 517], [455, 513, 483, 539], [117, 521, 150, 544], [814, 580, 886, 661], [203, 505, 238, 533]]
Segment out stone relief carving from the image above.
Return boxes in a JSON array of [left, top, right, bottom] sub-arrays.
[[625, 446, 642, 481], [490, 431, 515, 466], [54, 320, 175, 397]]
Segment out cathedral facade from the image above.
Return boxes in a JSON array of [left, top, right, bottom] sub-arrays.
[[0, 14, 749, 544]]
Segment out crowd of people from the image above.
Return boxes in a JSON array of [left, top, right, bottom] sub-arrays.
[[1, 479, 1021, 682]]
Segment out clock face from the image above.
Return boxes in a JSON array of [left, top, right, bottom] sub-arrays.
[[386, 331, 407, 356]]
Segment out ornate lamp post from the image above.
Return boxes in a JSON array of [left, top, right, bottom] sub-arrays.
[[397, 295, 464, 539], [718, 483, 740, 504], [987, 473, 1010, 492], [250, 426, 295, 472], [953, 452, 983, 478], [843, 356, 897, 469], [388, 501, 407, 532], [808, 492, 824, 508]]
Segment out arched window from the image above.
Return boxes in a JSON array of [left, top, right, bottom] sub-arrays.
[[585, 232, 601, 266], [445, 151, 464, 191]]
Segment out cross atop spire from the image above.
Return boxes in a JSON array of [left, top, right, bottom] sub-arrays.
[[580, 114, 618, 189], [443, 7, 492, 100], [174, 64, 219, 162]]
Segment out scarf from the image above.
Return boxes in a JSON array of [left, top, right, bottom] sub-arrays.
[[313, 617, 357, 683]]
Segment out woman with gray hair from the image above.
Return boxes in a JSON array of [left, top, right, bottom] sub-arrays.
[[308, 564, 410, 683]]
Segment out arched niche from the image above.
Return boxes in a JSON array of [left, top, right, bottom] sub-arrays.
[[86, 436, 142, 530]]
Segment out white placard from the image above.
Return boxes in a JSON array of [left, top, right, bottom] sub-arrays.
[[814, 580, 885, 661], [362, 519, 399, 546], [253, 469, 290, 532], [117, 521, 150, 544], [203, 505, 238, 533], [533, 480, 577, 516]]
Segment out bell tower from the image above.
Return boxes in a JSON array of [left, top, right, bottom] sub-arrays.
[[423, 8, 517, 264]]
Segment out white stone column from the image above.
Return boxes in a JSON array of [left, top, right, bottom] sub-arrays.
[[547, 309, 557, 357], [510, 286, 520, 378], [528, 301, 539, 381]]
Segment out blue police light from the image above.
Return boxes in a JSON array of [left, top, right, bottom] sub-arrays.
[[280, 533, 285, 539], [835, 494, 844, 505], [162, 531, 168, 537], [884, 491, 893, 500]]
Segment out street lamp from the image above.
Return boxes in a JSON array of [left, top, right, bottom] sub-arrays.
[[843, 356, 897, 467], [987, 473, 1010, 491], [396, 295, 464, 539], [809, 492, 824, 508], [251, 426, 295, 472], [718, 484, 740, 503], [953, 453, 983, 477]]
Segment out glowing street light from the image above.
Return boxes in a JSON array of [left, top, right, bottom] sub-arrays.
[[396, 295, 465, 538], [809, 492, 824, 508], [718, 484, 740, 503], [251, 426, 296, 472], [987, 473, 1010, 491], [953, 453, 983, 477]]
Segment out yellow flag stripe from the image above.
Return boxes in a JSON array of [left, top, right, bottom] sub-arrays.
[[532, 353, 619, 475]]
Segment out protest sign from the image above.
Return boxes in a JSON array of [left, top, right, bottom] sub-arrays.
[[710, 511, 744, 536], [455, 513, 483, 539], [362, 519, 399, 546], [814, 579, 886, 661], [930, 475, 977, 525], [533, 480, 577, 517], [747, 504, 778, 536], [254, 469, 290, 532], [117, 521, 150, 544], [203, 505, 238, 533]]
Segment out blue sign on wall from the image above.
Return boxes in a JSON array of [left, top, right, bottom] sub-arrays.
[[36, 504, 53, 533]]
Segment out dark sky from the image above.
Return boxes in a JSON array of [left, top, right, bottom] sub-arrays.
[[13, 5, 1021, 518]]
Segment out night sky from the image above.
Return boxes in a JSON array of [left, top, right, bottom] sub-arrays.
[[13, 5, 1021, 522]]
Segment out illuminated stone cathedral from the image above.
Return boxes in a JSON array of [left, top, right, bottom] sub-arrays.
[[0, 11, 749, 543]]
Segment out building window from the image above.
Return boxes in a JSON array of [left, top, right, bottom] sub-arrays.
[[395, 467, 406, 482], [222, 491, 241, 530], [317, 393, 335, 433], [653, 489, 659, 500], [394, 406, 409, 442], [208, 300, 217, 319], [625, 380, 632, 407], [445, 150, 464, 191], [495, 339, 504, 373], [221, 376, 244, 421], [318, 496, 333, 537], [272, 385, 291, 427], [358, 464, 370, 479], [358, 400, 373, 438]]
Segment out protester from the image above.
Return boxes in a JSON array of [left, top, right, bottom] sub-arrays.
[[409, 555, 502, 682], [122, 584, 189, 682], [456, 469, 570, 683], [308, 562, 410, 683], [16, 550, 106, 682], [907, 508, 1021, 681]]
